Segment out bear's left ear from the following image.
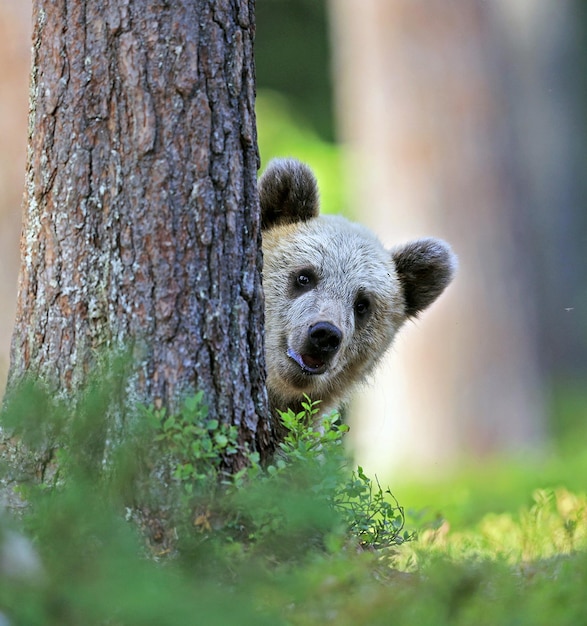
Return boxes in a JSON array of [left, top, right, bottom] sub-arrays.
[[259, 158, 320, 230], [392, 238, 457, 317]]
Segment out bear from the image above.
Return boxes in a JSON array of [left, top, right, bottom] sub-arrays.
[[260, 158, 456, 426]]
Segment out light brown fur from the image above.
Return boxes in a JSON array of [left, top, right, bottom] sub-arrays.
[[260, 159, 456, 425]]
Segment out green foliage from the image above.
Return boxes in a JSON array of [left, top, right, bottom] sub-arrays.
[[142, 393, 409, 557], [412, 486, 587, 565], [336, 467, 413, 550], [255, 0, 333, 141], [256, 91, 347, 217], [278, 395, 349, 457], [2, 382, 587, 625], [234, 396, 410, 554], [143, 391, 239, 492]]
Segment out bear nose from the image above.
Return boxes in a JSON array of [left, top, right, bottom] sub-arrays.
[[308, 322, 342, 354]]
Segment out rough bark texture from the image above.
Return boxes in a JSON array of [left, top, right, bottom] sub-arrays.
[[6, 0, 270, 470]]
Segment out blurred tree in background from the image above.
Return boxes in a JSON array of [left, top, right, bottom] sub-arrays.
[[0, 3, 30, 390], [331, 1, 549, 472]]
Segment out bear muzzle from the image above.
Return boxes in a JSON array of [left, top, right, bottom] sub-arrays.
[[287, 321, 342, 375]]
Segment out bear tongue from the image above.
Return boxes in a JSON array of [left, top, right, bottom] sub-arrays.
[[286, 347, 325, 373], [301, 354, 325, 370]]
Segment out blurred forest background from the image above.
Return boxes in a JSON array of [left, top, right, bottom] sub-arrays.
[[1, 0, 585, 479]]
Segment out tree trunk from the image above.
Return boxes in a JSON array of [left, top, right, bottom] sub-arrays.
[[329, 0, 547, 474], [4, 0, 269, 489]]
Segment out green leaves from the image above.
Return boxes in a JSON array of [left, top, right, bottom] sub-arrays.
[[141, 393, 411, 557], [335, 468, 413, 550], [144, 393, 239, 494], [277, 396, 349, 460], [273, 395, 410, 551]]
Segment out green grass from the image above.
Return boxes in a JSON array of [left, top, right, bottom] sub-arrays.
[[396, 449, 587, 529], [395, 383, 587, 532]]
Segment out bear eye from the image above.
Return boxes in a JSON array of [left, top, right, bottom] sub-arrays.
[[354, 296, 371, 317], [297, 273, 312, 287], [290, 268, 317, 295]]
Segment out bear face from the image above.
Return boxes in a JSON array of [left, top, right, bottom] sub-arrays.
[[260, 158, 456, 419]]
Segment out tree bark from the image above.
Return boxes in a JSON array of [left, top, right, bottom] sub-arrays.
[[5, 0, 269, 477]]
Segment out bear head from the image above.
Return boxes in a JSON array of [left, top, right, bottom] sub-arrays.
[[260, 158, 457, 417]]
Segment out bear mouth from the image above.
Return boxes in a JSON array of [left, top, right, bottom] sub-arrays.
[[286, 348, 327, 375]]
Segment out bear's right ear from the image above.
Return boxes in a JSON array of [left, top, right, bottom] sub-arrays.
[[259, 158, 320, 230], [392, 238, 457, 318]]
